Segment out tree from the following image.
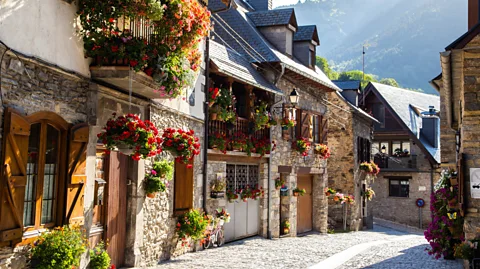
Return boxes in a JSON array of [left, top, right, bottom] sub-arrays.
[[379, 78, 399, 87], [337, 70, 377, 88], [316, 56, 339, 80]]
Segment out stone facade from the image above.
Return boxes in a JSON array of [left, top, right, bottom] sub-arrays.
[[369, 143, 436, 229], [326, 92, 373, 231]]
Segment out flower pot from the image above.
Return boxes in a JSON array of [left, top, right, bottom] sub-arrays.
[[283, 227, 290, 234], [210, 113, 218, 121], [450, 177, 458, 186], [293, 192, 299, 197], [219, 219, 225, 226], [116, 143, 134, 156], [147, 193, 156, 198]]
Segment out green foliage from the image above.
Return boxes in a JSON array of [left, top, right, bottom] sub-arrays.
[[379, 78, 399, 87], [144, 175, 166, 194], [89, 242, 111, 269], [31, 226, 87, 269], [176, 209, 210, 242], [253, 102, 270, 131], [316, 56, 339, 80], [338, 70, 378, 88], [153, 160, 174, 181]]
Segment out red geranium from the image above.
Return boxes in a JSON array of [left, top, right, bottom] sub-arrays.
[[97, 113, 162, 160], [161, 128, 200, 166], [292, 137, 311, 157]]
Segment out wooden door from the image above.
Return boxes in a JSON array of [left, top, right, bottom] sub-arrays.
[[104, 152, 128, 267], [297, 175, 313, 234]]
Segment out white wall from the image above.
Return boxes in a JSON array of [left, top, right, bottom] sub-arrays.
[[0, 0, 90, 76]]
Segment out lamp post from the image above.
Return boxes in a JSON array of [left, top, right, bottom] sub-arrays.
[[289, 88, 299, 106]]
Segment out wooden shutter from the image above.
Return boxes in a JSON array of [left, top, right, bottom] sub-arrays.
[[320, 115, 328, 144], [174, 160, 194, 215], [295, 109, 302, 138], [65, 123, 88, 226], [357, 137, 362, 163], [299, 111, 311, 139], [0, 109, 30, 245]]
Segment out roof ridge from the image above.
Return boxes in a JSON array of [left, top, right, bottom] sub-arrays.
[[371, 82, 439, 98]]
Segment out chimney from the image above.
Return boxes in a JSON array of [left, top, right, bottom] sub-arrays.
[[248, 0, 272, 11], [420, 106, 440, 148], [469, 0, 480, 30]]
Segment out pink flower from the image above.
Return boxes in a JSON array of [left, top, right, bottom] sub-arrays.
[[151, 170, 157, 175]]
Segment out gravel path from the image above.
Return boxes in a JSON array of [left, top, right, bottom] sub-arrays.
[[147, 224, 463, 269]]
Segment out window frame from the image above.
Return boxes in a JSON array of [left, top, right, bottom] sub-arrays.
[[388, 177, 410, 198], [23, 115, 69, 233]]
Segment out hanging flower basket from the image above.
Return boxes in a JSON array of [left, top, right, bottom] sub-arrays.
[[162, 128, 201, 166], [97, 113, 163, 160], [292, 137, 311, 157], [314, 144, 331, 159], [281, 117, 296, 129]]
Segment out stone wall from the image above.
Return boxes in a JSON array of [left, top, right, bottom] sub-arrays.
[[268, 77, 328, 237], [0, 47, 90, 269], [369, 144, 435, 229], [140, 104, 204, 266], [460, 38, 480, 241], [326, 92, 373, 230]]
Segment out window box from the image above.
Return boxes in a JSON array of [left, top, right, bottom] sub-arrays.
[[211, 191, 225, 199]]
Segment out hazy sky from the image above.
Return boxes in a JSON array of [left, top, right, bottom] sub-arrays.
[[272, 0, 304, 8]]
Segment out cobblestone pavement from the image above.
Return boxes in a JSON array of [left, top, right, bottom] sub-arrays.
[[151, 224, 463, 269]]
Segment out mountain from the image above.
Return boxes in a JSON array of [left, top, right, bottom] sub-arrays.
[[278, 0, 467, 94]]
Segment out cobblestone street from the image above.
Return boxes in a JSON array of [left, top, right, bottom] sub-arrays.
[[151, 223, 463, 269]]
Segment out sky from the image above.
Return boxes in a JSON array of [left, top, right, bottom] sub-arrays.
[[272, 0, 303, 8]]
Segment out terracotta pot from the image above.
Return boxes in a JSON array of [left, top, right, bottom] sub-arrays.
[[283, 228, 290, 234], [450, 177, 458, 186], [147, 193, 156, 198], [210, 113, 218, 121], [293, 192, 299, 197]]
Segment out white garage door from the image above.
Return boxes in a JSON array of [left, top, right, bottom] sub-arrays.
[[224, 164, 260, 242]]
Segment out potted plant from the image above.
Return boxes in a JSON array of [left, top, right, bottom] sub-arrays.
[[333, 192, 345, 203], [152, 160, 174, 180], [89, 241, 111, 269], [324, 187, 336, 197], [176, 209, 210, 247], [292, 137, 311, 157], [97, 113, 163, 160], [314, 144, 331, 159], [251, 185, 265, 200], [253, 102, 270, 131], [281, 220, 291, 235], [144, 170, 166, 198], [360, 161, 380, 177], [162, 128, 201, 166], [215, 208, 231, 226], [208, 87, 220, 107], [363, 187, 375, 201], [230, 132, 248, 152], [240, 187, 252, 202], [209, 131, 227, 154], [266, 116, 277, 128], [293, 188, 306, 197], [226, 189, 238, 203], [454, 238, 480, 261], [251, 138, 276, 156], [209, 105, 219, 121], [30, 226, 87, 269], [281, 117, 296, 130], [275, 177, 285, 190], [344, 194, 355, 205], [210, 179, 226, 198]]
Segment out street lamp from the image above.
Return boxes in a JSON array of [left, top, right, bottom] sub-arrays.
[[289, 88, 299, 106]]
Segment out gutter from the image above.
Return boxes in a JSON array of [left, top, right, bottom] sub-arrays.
[[440, 51, 454, 130]]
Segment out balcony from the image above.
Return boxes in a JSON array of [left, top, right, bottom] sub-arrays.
[[208, 117, 269, 143], [374, 154, 418, 172]]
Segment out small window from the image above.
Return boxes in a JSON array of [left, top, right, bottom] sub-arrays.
[[389, 178, 409, 197], [402, 142, 411, 155], [380, 142, 389, 155]]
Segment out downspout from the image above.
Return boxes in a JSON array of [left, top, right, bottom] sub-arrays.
[[203, 1, 234, 213], [440, 51, 454, 130], [430, 163, 435, 222]]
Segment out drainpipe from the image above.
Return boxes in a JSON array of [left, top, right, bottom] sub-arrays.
[[203, 1, 234, 213]]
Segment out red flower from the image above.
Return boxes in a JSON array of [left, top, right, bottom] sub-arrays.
[[130, 60, 138, 67], [187, 164, 193, 169], [108, 18, 115, 23], [111, 45, 119, 53]]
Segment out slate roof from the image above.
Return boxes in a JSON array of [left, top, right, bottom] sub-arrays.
[[334, 92, 379, 123], [333, 80, 361, 91], [210, 4, 339, 92], [294, 25, 319, 44], [209, 40, 283, 94], [247, 8, 296, 27], [368, 82, 441, 163]]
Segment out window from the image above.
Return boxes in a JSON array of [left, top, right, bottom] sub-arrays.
[[296, 110, 327, 144], [226, 164, 259, 191], [357, 137, 371, 163], [389, 178, 410, 197], [372, 140, 410, 156], [0, 109, 87, 245], [174, 161, 194, 215], [24, 122, 63, 229]]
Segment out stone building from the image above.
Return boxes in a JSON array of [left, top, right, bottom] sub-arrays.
[[430, 0, 480, 255], [0, 0, 208, 268], [207, 0, 339, 239], [360, 82, 440, 229], [327, 81, 377, 231]]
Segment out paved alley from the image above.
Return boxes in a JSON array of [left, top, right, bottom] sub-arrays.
[[152, 224, 462, 269]]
